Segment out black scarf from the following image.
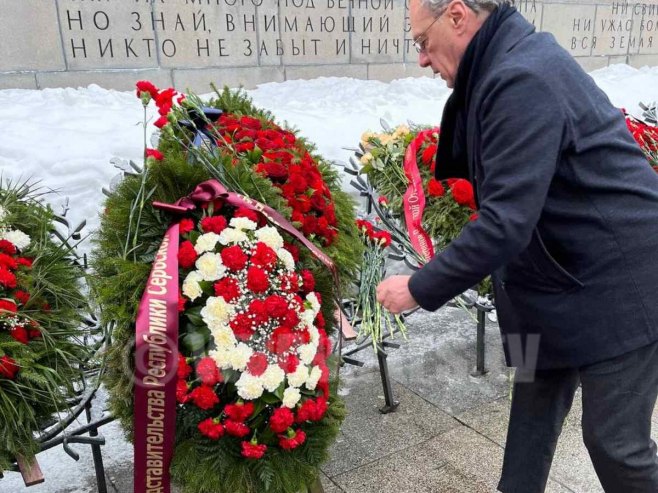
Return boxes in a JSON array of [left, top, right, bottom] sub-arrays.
[[435, 3, 516, 180]]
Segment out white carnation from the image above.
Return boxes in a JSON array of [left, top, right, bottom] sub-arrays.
[[255, 226, 284, 250], [287, 364, 309, 388], [195, 252, 226, 281], [306, 292, 321, 315], [298, 343, 317, 366], [201, 296, 234, 328], [301, 309, 315, 328], [218, 228, 248, 245], [210, 324, 237, 350], [194, 232, 220, 254], [2, 229, 31, 250], [236, 373, 264, 400], [229, 342, 253, 371], [276, 248, 295, 271], [282, 387, 301, 408], [261, 364, 285, 392], [229, 217, 257, 231], [309, 325, 320, 345], [305, 365, 322, 391], [210, 348, 232, 370], [182, 271, 203, 301]]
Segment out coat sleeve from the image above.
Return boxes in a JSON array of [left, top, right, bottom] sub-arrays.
[[408, 69, 568, 311]]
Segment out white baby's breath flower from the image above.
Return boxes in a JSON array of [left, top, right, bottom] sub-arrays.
[[195, 252, 226, 281], [305, 365, 322, 391], [229, 217, 257, 231], [282, 387, 301, 408], [298, 344, 317, 366], [229, 342, 253, 371], [276, 248, 295, 271], [182, 271, 204, 301], [255, 226, 283, 250], [287, 364, 309, 388], [261, 364, 285, 392], [218, 227, 248, 245], [194, 232, 220, 254], [210, 325, 237, 350], [236, 373, 264, 400], [2, 229, 31, 250]]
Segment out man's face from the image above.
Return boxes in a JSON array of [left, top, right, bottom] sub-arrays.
[[409, 0, 466, 88]]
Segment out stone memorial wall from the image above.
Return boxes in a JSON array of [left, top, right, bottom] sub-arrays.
[[0, 0, 656, 91]]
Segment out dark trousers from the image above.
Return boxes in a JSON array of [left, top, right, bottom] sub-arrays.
[[498, 340, 658, 493]]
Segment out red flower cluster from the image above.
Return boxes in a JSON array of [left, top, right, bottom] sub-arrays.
[[624, 110, 658, 170], [0, 355, 19, 380], [448, 179, 477, 210], [355, 219, 392, 248], [211, 113, 339, 246], [416, 127, 440, 173]]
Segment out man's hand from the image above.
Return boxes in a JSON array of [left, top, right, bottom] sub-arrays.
[[376, 275, 419, 314]]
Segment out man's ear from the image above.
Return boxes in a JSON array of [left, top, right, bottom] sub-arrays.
[[446, 0, 468, 31]]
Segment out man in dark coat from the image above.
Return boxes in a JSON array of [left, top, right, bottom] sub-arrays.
[[376, 0, 658, 491]]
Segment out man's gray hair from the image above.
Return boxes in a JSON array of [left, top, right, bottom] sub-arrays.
[[421, 0, 509, 16]]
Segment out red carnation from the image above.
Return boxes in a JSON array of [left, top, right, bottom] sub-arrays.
[[283, 243, 300, 262], [213, 277, 241, 302], [279, 429, 306, 450], [310, 192, 327, 211], [201, 216, 228, 234], [17, 258, 32, 268], [198, 418, 225, 440], [267, 326, 295, 355], [155, 88, 177, 108], [154, 115, 168, 128], [230, 313, 255, 341], [300, 270, 315, 293], [0, 268, 17, 289], [239, 115, 262, 130], [179, 218, 195, 235], [136, 80, 158, 99], [176, 379, 190, 403], [315, 311, 326, 330], [251, 242, 277, 271], [296, 398, 317, 423], [421, 144, 438, 165], [449, 179, 476, 209], [234, 207, 260, 224], [145, 148, 164, 161], [314, 396, 328, 420], [0, 240, 17, 255], [225, 419, 251, 437], [246, 266, 269, 293], [282, 309, 300, 330], [269, 406, 294, 434], [178, 354, 192, 379], [277, 353, 299, 374], [10, 326, 29, 344], [241, 441, 267, 459], [373, 231, 392, 248], [178, 293, 186, 312], [469, 213, 479, 221], [247, 352, 269, 377], [0, 299, 18, 313], [281, 274, 300, 294], [221, 245, 248, 271], [224, 401, 255, 422], [247, 299, 269, 325], [13, 290, 30, 306], [196, 357, 223, 386], [178, 241, 198, 269], [0, 253, 18, 271], [0, 355, 19, 380], [189, 385, 220, 410], [265, 295, 288, 318], [428, 178, 445, 197]]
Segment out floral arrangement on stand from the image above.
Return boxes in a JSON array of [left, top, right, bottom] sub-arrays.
[[0, 183, 89, 473], [91, 82, 362, 493], [624, 102, 658, 169]]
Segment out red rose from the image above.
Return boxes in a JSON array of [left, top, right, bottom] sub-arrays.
[[145, 148, 164, 161], [189, 385, 220, 410], [0, 240, 17, 255], [0, 299, 18, 313], [246, 267, 269, 293], [241, 441, 267, 459], [421, 144, 438, 165], [176, 379, 190, 403], [269, 406, 295, 433], [221, 245, 248, 271], [267, 326, 295, 355], [251, 242, 277, 271], [300, 270, 315, 293], [277, 353, 299, 374], [0, 268, 17, 289], [178, 354, 192, 379], [225, 419, 251, 437], [201, 216, 228, 234], [10, 326, 29, 344], [247, 352, 269, 377], [0, 253, 18, 270], [428, 178, 445, 197], [230, 313, 255, 341], [0, 355, 19, 380], [198, 418, 225, 440], [224, 401, 255, 422], [178, 241, 198, 269], [213, 277, 241, 302], [449, 179, 476, 209], [196, 357, 223, 386], [265, 295, 288, 318], [278, 429, 306, 450]]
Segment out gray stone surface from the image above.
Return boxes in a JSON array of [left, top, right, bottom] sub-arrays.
[[574, 56, 610, 72], [0, 0, 65, 71], [36, 69, 173, 91], [367, 62, 431, 81], [0, 73, 37, 90], [630, 54, 658, 68], [285, 64, 368, 81], [172, 66, 285, 92], [350, 0, 406, 64], [542, 3, 598, 57]]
